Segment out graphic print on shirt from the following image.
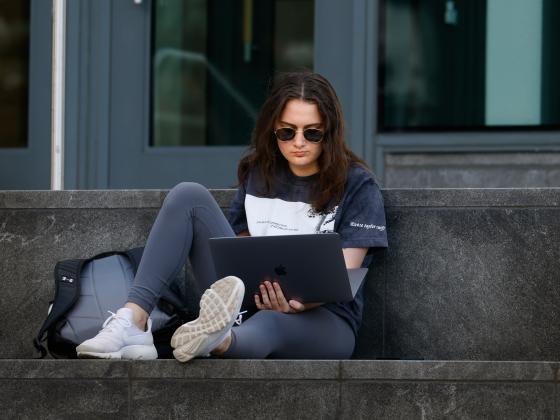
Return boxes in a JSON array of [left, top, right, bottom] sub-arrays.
[[245, 194, 337, 236]]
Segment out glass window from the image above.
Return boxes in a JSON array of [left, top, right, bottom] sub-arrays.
[[152, 0, 314, 147], [379, 0, 560, 131], [0, 1, 30, 147]]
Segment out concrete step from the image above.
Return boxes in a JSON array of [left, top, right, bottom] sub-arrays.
[[1, 359, 558, 419], [1, 188, 560, 360]]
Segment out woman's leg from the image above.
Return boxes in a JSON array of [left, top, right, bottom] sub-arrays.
[[128, 182, 235, 315], [77, 182, 235, 359], [221, 308, 355, 359]]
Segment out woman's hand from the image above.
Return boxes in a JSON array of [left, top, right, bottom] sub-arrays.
[[254, 279, 321, 313]]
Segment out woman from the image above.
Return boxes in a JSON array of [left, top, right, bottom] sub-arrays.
[[77, 72, 388, 362]]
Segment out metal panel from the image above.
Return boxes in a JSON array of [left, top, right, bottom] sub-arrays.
[[106, 0, 243, 188], [373, 0, 560, 186], [315, 0, 367, 158], [66, 0, 376, 189], [0, 0, 51, 189], [314, 1, 382, 177], [64, 0, 112, 189]]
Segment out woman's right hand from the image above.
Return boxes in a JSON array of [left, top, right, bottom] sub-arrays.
[[255, 279, 321, 313]]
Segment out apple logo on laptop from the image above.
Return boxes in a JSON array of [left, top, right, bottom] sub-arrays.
[[274, 265, 287, 276]]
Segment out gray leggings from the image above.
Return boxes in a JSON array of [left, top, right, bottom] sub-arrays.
[[129, 182, 355, 359]]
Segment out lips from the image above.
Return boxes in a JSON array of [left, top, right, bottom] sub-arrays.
[[292, 152, 307, 157]]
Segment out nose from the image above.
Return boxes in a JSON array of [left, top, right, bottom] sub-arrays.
[[293, 130, 306, 147]]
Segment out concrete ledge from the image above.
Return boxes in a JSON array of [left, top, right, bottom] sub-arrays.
[[3, 188, 560, 208], [1, 359, 557, 382], [0, 189, 233, 209], [0, 360, 558, 419], [340, 360, 559, 382], [1, 189, 560, 361]]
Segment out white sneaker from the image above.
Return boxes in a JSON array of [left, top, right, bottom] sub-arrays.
[[171, 276, 245, 363], [76, 308, 158, 360]]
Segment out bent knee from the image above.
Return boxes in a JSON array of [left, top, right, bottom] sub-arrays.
[[163, 182, 211, 209]]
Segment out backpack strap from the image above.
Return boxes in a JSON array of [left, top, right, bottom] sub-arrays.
[[33, 258, 85, 358], [33, 246, 194, 358], [33, 248, 145, 358]]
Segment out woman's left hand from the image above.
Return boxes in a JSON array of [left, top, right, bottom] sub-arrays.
[[255, 279, 321, 313]]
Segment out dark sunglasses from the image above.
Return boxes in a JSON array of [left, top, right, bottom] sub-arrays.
[[274, 127, 324, 143]]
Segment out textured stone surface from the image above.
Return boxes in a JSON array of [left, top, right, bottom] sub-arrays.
[[554, 382, 560, 420], [385, 152, 560, 188], [131, 380, 339, 419], [0, 189, 167, 209], [0, 188, 233, 209], [382, 188, 560, 207], [339, 382, 555, 419], [2, 189, 560, 360], [5, 188, 560, 209], [340, 360, 559, 381], [0, 208, 159, 358], [0, 359, 129, 379], [0, 380, 128, 419], [0, 360, 558, 418], [3, 359, 558, 381], [131, 359, 339, 379], [381, 206, 560, 360]]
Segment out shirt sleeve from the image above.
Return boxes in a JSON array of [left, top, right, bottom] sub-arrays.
[[335, 176, 388, 250], [228, 181, 249, 235]]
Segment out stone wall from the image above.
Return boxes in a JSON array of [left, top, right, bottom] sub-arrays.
[[1, 360, 557, 418], [384, 152, 560, 188], [1, 189, 559, 360]]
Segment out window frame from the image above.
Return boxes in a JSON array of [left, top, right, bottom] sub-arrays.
[[365, 0, 560, 183]]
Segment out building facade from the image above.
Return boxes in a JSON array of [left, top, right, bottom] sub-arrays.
[[1, 0, 559, 189]]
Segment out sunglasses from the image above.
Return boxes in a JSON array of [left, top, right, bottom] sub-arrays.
[[274, 127, 324, 143]]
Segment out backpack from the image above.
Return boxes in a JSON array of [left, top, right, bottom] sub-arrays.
[[34, 247, 196, 359]]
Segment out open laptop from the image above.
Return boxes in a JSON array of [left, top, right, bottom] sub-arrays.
[[208, 233, 368, 309]]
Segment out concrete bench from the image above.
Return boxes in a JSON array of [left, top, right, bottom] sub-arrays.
[[2, 188, 560, 418], [1, 359, 558, 418], [1, 189, 560, 361]]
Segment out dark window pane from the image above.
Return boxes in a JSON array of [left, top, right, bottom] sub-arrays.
[[151, 0, 314, 147], [0, 1, 30, 147], [379, 0, 560, 131]]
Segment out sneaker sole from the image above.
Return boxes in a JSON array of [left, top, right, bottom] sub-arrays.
[[171, 276, 244, 362], [77, 344, 158, 360]]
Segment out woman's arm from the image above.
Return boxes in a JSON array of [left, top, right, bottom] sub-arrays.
[[255, 247, 368, 313], [342, 247, 368, 269]]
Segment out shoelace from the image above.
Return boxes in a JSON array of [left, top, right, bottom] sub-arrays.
[[100, 310, 132, 334], [235, 310, 247, 326]]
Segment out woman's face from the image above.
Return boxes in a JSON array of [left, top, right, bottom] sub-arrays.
[[275, 99, 323, 177]]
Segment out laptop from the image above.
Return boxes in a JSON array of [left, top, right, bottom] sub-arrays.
[[208, 233, 368, 309]]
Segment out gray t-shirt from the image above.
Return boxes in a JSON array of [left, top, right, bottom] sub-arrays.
[[228, 162, 388, 335]]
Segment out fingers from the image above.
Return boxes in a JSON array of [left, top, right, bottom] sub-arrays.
[[255, 280, 291, 313], [288, 299, 305, 312], [270, 281, 292, 312], [254, 293, 264, 310], [258, 283, 271, 307], [288, 301, 323, 312], [265, 281, 280, 308]]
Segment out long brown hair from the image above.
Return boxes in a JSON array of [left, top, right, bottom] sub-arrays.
[[238, 72, 368, 213]]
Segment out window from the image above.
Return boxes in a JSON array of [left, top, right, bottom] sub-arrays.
[[0, 1, 30, 147], [379, 0, 560, 131], [151, 0, 314, 147]]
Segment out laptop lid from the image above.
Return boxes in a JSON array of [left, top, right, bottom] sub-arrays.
[[209, 233, 368, 309]]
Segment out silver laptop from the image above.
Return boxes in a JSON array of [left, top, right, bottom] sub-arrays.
[[208, 233, 368, 309]]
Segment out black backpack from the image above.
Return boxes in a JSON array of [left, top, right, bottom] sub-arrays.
[[34, 247, 196, 359]]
